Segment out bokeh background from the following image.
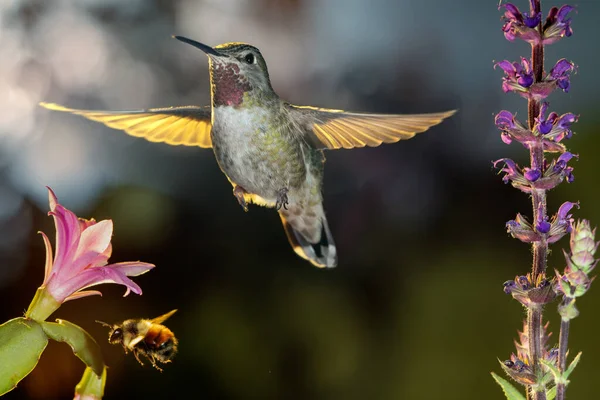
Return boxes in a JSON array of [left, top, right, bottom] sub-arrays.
[[1, 0, 599, 399]]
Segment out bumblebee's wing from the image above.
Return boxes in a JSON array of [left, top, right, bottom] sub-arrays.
[[39, 102, 213, 148], [151, 309, 178, 325], [288, 104, 456, 150]]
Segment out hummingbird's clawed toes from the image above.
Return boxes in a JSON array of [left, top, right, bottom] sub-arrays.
[[275, 188, 289, 211], [233, 185, 249, 212]]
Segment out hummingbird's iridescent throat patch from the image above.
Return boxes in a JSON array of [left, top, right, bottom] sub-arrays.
[[210, 61, 252, 107]]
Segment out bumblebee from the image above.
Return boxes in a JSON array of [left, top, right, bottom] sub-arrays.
[[98, 309, 178, 371]]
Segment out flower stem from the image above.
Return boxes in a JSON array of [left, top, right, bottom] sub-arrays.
[[25, 286, 61, 322], [556, 315, 571, 400], [527, 3, 547, 399], [528, 306, 546, 400]]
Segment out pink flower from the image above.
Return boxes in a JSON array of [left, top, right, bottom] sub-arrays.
[[40, 187, 154, 304]]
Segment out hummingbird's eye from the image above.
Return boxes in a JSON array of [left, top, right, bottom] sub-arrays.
[[244, 53, 255, 64]]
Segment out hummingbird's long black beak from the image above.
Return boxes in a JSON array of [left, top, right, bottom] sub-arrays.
[[173, 36, 223, 57]]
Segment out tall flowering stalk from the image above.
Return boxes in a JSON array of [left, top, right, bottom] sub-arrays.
[[490, 2, 595, 400]]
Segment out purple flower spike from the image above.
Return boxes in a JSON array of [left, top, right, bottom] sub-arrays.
[[543, 5, 575, 44]]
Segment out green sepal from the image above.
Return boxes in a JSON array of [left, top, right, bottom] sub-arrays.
[[491, 372, 527, 400], [0, 317, 49, 395], [25, 287, 61, 322], [41, 319, 104, 376], [74, 366, 106, 400], [546, 385, 556, 400], [540, 358, 562, 384]]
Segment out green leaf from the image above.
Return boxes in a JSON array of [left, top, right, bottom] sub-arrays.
[[0, 317, 48, 395], [41, 319, 104, 376], [564, 352, 582, 380], [547, 385, 556, 400], [75, 366, 106, 399], [491, 372, 527, 400]]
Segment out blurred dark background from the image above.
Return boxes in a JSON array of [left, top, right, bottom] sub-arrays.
[[1, 0, 599, 399]]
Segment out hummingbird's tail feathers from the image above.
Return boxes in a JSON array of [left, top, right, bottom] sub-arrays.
[[39, 102, 214, 148], [279, 209, 337, 268], [287, 103, 456, 150]]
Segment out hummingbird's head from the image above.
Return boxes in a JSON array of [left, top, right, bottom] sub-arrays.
[[174, 36, 274, 107]]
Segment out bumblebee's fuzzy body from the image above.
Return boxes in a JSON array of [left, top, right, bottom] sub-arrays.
[[101, 309, 178, 372]]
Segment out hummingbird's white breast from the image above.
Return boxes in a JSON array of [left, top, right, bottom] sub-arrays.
[[211, 105, 306, 203]]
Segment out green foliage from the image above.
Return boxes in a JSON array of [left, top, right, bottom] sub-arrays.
[[547, 385, 556, 400], [0, 318, 48, 395], [491, 372, 526, 400], [41, 319, 105, 376], [565, 352, 582, 381], [75, 366, 106, 399]]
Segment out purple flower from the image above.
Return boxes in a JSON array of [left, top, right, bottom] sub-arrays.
[[496, 57, 576, 100], [503, 272, 555, 308], [553, 152, 576, 173], [495, 111, 535, 146], [41, 187, 155, 304], [542, 5, 575, 44], [535, 105, 577, 143], [536, 214, 551, 234], [534, 103, 556, 135], [546, 201, 579, 243], [524, 168, 541, 182], [494, 158, 520, 184], [496, 58, 534, 94], [495, 110, 517, 130], [549, 58, 576, 92], [501, 2, 542, 44], [506, 214, 540, 243]]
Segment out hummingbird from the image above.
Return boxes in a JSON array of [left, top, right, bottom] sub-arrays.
[[40, 36, 456, 269]]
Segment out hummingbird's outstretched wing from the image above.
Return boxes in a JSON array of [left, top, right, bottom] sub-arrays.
[[39, 102, 213, 148], [287, 105, 456, 150]]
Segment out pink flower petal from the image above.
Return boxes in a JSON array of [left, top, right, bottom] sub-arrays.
[[48, 188, 83, 275], [54, 266, 144, 302], [76, 220, 113, 258], [108, 262, 155, 277], [63, 290, 103, 302], [65, 220, 114, 274], [39, 231, 54, 284], [78, 218, 112, 259], [47, 186, 59, 211]]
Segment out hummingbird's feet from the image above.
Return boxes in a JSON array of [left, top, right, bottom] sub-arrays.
[[275, 188, 289, 211], [233, 185, 249, 212]]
